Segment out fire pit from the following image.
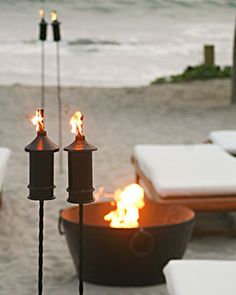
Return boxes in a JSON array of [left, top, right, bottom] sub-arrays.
[[59, 197, 195, 286]]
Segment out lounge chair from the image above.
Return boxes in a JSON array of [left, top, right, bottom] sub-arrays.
[[163, 260, 236, 295], [131, 144, 236, 211], [208, 130, 236, 156], [0, 147, 11, 206]]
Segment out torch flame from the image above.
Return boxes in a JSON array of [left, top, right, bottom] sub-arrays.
[[70, 111, 84, 135], [104, 184, 145, 228], [50, 10, 58, 22], [31, 110, 44, 132], [39, 9, 45, 19]]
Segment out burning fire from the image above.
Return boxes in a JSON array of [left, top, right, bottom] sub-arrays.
[[39, 8, 45, 19], [50, 10, 58, 22], [104, 184, 145, 228], [31, 110, 44, 132], [70, 111, 84, 135]]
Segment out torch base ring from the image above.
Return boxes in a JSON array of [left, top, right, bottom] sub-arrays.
[[66, 197, 95, 205], [27, 195, 56, 201]]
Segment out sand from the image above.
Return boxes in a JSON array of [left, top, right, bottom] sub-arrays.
[[0, 79, 236, 294]]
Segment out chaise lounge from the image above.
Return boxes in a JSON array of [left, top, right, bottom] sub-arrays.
[[132, 140, 236, 292], [132, 144, 236, 212], [0, 147, 11, 206], [163, 259, 236, 295], [208, 130, 236, 156]]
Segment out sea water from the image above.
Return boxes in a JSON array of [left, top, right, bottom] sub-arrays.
[[0, 0, 235, 87]]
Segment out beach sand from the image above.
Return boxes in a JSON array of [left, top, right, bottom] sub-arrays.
[[0, 79, 236, 294]]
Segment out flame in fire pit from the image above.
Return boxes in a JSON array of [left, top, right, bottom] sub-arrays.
[[104, 184, 145, 228], [70, 111, 84, 135], [31, 109, 44, 132]]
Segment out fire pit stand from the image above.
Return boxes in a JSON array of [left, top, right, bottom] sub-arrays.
[[59, 200, 195, 287]]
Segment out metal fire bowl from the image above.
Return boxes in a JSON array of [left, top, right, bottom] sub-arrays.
[[59, 199, 195, 286]]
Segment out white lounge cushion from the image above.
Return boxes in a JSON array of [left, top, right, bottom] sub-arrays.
[[164, 260, 236, 295], [0, 147, 11, 191], [209, 130, 236, 155], [134, 144, 236, 198]]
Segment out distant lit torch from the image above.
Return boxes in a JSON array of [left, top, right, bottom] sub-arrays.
[[50, 10, 61, 41], [39, 9, 47, 41], [51, 10, 63, 172], [38, 9, 47, 109]]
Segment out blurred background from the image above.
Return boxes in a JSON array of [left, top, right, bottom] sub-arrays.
[[0, 0, 235, 86]]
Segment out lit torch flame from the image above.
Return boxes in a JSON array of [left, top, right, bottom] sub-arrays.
[[39, 9, 45, 19], [31, 109, 44, 132], [104, 184, 145, 228], [70, 111, 84, 136], [50, 10, 58, 22]]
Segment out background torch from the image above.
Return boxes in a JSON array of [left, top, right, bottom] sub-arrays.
[[25, 109, 59, 295], [50, 10, 61, 42], [50, 10, 63, 173], [39, 9, 47, 109], [64, 111, 97, 295]]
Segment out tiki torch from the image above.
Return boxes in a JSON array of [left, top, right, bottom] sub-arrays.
[[39, 9, 47, 109], [50, 10, 63, 173], [51, 10, 61, 42], [25, 109, 59, 295], [64, 111, 97, 295]]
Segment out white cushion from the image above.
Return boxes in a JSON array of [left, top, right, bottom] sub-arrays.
[[209, 131, 236, 155], [134, 144, 236, 198], [164, 260, 236, 295], [0, 147, 11, 191]]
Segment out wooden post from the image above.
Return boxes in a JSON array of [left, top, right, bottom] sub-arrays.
[[231, 16, 236, 104], [204, 45, 215, 66]]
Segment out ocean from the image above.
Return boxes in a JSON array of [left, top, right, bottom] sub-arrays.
[[0, 0, 235, 87]]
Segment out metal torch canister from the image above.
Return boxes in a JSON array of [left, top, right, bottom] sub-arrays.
[[39, 19, 47, 41], [25, 111, 59, 201], [64, 134, 97, 204]]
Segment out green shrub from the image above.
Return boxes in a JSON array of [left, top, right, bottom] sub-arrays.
[[151, 64, 231, 85]]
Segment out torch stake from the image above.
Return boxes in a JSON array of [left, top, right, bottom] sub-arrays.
[[38, 200, 44, 295], [79, 203, 84, 295], [56, 42, 63, 173], [41, 41, 45, 109]]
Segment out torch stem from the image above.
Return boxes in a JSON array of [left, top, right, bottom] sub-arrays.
[[41, 41, 45, 109], [38, 200, 44, 295], [56, 41, 63, 173], [79, 203, 84, 295]]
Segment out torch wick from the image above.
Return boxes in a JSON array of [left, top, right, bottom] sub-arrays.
[[76, 134, 85, 141], [37, 130, 46, 136]]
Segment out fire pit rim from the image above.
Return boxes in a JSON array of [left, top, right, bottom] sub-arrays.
[[59, 202, 195, 231]]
